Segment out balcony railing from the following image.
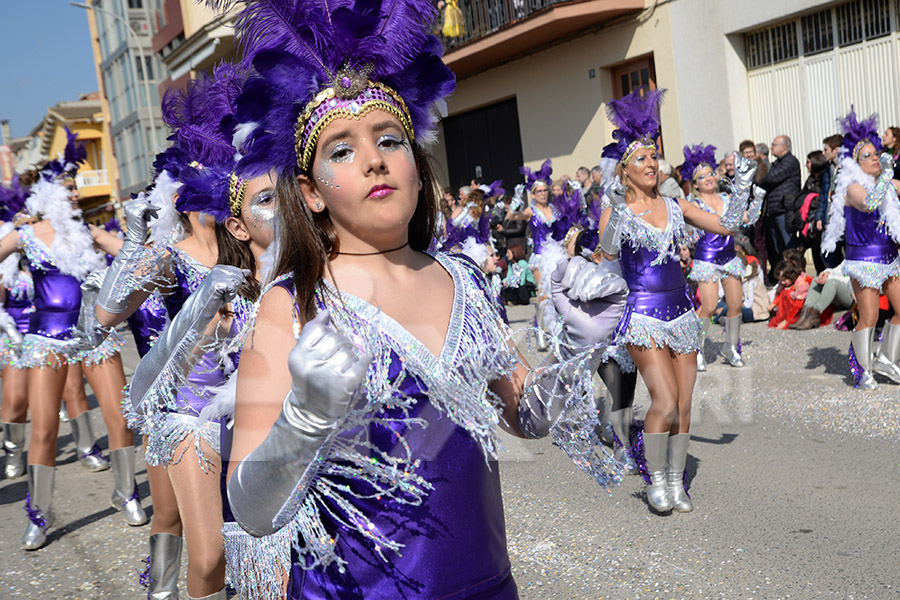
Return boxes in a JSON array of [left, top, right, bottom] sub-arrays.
[[76, 169, 110, 188], [439, 0, 571, 50]]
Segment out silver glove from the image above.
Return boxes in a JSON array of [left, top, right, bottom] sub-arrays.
[[599, 177, 628, 255], [129, 265, 248, 415], [76, 270, 111, 349], [745, 184, 766, 226], [563, 257, 628, 303], [508, 183, 526, 213], [516, 359, 579, 439], [551, 259, 627, 359], [880, 152, 895, 175], [720, 153, 757, 231], [0, 306, 23, 352], [95, 197, 160, 314], [228, 310, 372, 537]]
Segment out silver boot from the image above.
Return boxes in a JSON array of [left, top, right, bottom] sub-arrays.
[[610, 407, 638, 475], [851, 327, 878, 390], [720, 315, 744, 367], [696, 318, 711, 372], [149, 533, 183, 600], [873, 323, 900, 384], [596, 389, 615, 446], [666, 433, 694, 512], [59, 405, 70, 422], [188, 589, 226, 600], [2, 421, 26, 479], [70, 411, 109, 472], [643, 432, 672, 512], [109, 447, 148, 526], [22, 464, 55, 550]]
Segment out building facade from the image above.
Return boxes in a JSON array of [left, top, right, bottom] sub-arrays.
[[433, 0, 900, 189], [85, 0, 168, 201]]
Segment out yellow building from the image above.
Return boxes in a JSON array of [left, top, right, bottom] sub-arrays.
[[37, 94, 119, 225]]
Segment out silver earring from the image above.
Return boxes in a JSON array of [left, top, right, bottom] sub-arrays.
[[417, 180, 423, 190], [315, 201, 323, 211]]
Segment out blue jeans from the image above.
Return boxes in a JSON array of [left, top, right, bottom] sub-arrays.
[[768, 213, 792, 263]]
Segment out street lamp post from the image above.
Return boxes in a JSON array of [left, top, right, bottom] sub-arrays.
[[70, 1, 160, 151]]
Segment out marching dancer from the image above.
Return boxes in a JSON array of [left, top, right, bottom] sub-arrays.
[[683, 144, 765, 370], [0, 131, 145, 550], [597, 89, 756, 513], [95, 64, 273, 600], [822, 108, 900, 389], [216, 1, 624, 598]]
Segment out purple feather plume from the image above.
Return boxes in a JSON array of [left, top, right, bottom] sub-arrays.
[[0, 175, 29, 222], [102, 217, 123, 233], [41, 127, 88, 181], [601, 88, 665, 162], [520, 158, 552, 190], [224, 0, 456, 176], [838, 106, 883, 158], [681, 143, 717, 182]]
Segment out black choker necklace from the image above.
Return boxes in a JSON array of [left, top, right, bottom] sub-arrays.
[[336, 242, 409, 256]]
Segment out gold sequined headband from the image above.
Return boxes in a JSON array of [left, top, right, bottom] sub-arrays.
[[228, 173, 249, 218]]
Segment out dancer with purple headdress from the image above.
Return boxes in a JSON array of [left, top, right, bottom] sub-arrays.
[[0, 131, 147, 550], [597, 88, 756, 514], [683, 143, 765, 370], [0, 176, 33, 481], [822, 108, 900, 390], [204, 1, 627, 598]]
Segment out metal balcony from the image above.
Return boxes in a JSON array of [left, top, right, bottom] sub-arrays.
[[75, 169, 109, 188], [441, 0, 644, 78]]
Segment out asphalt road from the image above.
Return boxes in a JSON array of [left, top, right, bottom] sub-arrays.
[[0, 304, 897, 599]]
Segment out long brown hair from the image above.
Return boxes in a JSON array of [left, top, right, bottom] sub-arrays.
[[215, 222, 261, 301], [273, 144, 439, 321]]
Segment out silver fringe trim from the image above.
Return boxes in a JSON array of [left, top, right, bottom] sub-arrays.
[[119, 383, 145, 432], [843, 257, 900, 290], [143, 412, 221, 470], [688, 256, 744, 283], [19, 334, 79, 369], [620, 309, 702, 354], [80, 330, 125, 366], [107, 245, 172, 305], [223, 520, 298, 600], [0, 336, 22, 370]]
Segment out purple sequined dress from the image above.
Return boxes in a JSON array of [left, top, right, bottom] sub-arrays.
[[615, 197, 701, 354], [688, 194, 743, 283], [841, 205, 900, 289], [257, 254, 520, 600], [0, 270, 34, 369], [17, 225, 83, 367], [126, 291, 168, 358], [132, 248, 251, 468]]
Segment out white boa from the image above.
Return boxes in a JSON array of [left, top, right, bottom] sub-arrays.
[[146, 171, 186, 248], [24, 179, 106, 280], [0, 222, 20, 288], [823, 156, 900, 252], [460, 237, 491, 270]]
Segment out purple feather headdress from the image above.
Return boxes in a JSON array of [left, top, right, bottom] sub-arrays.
[[102, 217, 123, 234], [838, 106, 883, 160], [477, 179, 505, 199], [162, 63, 249, 221], [0, 175, 28, 222], [41, 128, 88, 182], [601, 88, 665, 164], [519, 159, 553, 192], [205, 0, 456, 177], [681, 143, 717, 182]]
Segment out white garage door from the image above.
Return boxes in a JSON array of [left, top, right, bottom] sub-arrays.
[[745, 0, 900, 167]]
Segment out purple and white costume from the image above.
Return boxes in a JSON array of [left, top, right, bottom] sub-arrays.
[[616, 197, 701, 354], [688, 194, 744, 283]]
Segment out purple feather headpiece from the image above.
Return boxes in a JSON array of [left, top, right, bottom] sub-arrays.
[[601, 88, 665, 164], [41, 128, 88, 182], [162, 63, 249, 221], [838, 106, 883, 160], [681, 143, 718, 182], [210, 0, 456, 177], [477, 179, 505, 199], [0, 175, 29, 222], [519, 159, 553, 192], [102, 217, 123, 234]]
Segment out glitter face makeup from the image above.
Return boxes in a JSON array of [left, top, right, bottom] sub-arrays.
[[247, 190, 276, 229]]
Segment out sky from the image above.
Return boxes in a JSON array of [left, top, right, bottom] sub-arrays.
[[0, 2, 99, 139]]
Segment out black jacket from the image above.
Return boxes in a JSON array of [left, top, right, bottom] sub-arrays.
[[760, 152, 801, 216]]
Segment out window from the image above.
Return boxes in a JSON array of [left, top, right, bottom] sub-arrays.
[[135, 55, 154, 81], [746, 0, 900, 70], [128, 0, 143, 8], [613, 56, 656, 98], [801, 9, 834, 55]]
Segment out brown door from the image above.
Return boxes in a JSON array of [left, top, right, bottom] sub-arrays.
[[612, 56, 657, 98]]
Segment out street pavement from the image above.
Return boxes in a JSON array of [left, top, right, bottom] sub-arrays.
[[0, 303, 898, 599]]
